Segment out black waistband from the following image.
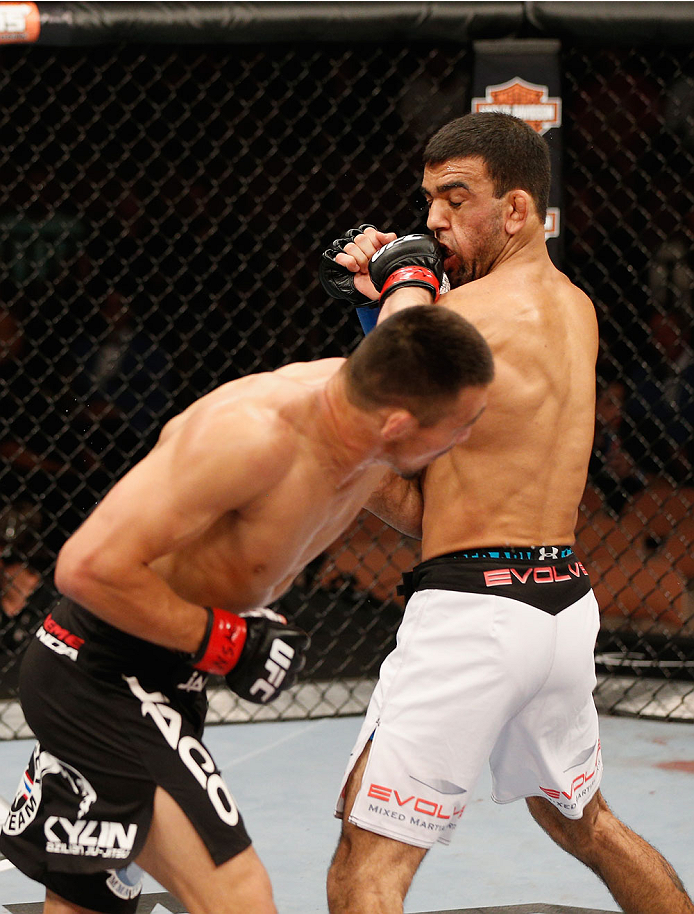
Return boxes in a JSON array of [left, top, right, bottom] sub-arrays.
[[399, 546, 590, 616], [42, 597, 192, 680], [420, 546, 575, 564]]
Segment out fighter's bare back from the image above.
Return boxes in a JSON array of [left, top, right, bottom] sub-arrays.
[[394, 255, 599, 556]]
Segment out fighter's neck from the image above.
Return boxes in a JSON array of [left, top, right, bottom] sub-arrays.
[[490, 225, 550, 274], [307, 375, 384, 485]]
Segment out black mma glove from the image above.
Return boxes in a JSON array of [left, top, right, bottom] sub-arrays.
[[319, 223, 380, 305], [369, 234, 444, 303], [320, 224, 382, 334], [192, 607, 310, 704]]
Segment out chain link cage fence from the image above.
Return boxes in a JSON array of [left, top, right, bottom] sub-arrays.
[[1, 7, 693, 735]]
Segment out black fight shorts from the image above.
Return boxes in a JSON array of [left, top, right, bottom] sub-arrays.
[[0, 600, 251, 914]]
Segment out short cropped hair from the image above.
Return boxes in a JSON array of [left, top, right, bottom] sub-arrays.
[[424, 112, 550, 223], [345, 305, 494, 425]]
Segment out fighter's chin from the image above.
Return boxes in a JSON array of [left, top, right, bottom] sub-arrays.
[[443, 255, 469, 288], [443, 253, 458, 275]]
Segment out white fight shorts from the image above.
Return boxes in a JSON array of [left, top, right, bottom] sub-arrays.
[[335, 546, 603, 849]]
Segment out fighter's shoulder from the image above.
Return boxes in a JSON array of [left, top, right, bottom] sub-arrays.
[[438, 275, 504, 330], [272, 357, 345, 387], [441, 267, 594, 321], [163, 383, 299, 475]]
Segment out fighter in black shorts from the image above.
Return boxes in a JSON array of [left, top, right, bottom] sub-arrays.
[[0, 307, 493, 913]]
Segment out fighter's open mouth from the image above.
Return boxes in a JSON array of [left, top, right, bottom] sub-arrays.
[[440, 245, 457, 272]]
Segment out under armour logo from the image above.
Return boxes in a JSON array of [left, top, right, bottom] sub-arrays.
[[538, 547, 559, 561]]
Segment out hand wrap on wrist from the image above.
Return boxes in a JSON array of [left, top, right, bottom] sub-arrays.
[[379, 266, 441, 303], [192, 606, 247, 676]]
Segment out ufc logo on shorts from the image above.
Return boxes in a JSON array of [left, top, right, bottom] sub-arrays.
[[250, 638, 295, 702]]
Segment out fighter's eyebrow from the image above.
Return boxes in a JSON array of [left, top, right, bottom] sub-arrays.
[[419, 180, 471, 197]]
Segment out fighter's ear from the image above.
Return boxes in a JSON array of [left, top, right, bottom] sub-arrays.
[[504, 190, 531, 235], [380, 409, 418, 442]]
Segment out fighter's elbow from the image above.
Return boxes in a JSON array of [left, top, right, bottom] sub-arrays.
[[407, 519, 423, 541], [398, 502, 424, 540], [54, 541, 82, 600], [54, 537, 106, 604], [394, 513, 423, 540]]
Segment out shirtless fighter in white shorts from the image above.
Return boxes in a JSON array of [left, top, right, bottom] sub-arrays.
[[321, 112, 694, 914], [336, 545, 601, 848]]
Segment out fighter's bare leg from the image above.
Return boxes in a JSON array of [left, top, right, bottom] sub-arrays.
[[42, 787, 274, 914], [327, 743, 427, 914], [136, 786, 276, 914], [527, 790, 694, 914]]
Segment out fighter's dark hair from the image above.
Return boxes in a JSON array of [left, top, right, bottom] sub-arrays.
[[424, 112, 550, 222], [345, 304, 493, 424]]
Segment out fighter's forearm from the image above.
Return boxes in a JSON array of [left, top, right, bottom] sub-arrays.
[[378, 286, 435, 323], [365, 471, 424, 540], [54, 536, 208, 653]]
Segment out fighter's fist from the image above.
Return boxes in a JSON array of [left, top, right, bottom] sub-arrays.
[[193, 607, 310, 704], [319, 224, 398, 307], [369, 234, 444, 303], [319, 224, 378, 305]]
